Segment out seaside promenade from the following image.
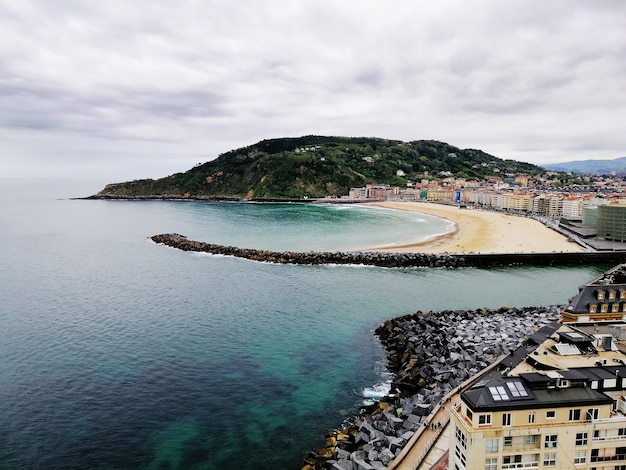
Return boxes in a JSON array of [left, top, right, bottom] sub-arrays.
[[388, 356, 506, 470]]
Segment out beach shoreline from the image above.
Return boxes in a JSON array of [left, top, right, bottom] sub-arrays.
[[365, 201, 583, 254]]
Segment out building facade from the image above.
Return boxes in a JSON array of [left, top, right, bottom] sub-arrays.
[[450, 265, 626, 470], [450, 318, 626, 469], [597, 205, 626, 243], [562, 264, 626, 323]]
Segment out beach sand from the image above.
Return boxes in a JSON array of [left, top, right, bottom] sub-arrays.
[[365, 201, 583, 254]]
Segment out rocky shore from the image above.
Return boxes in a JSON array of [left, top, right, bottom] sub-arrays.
[[302, 306, 560, 470]]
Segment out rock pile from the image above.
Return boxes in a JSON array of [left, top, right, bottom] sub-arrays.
[[302, 306, 560, 470]]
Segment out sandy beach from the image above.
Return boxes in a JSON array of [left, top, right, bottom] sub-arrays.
[[366, 201, 583, 254]]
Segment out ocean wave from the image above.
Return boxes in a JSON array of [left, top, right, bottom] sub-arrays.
[[360, 373, 393, 406]]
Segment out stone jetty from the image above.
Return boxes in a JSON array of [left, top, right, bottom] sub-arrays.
[[302, 306, 560, 470], [150, 233, 626, 268], [150, 233, 462, 268]]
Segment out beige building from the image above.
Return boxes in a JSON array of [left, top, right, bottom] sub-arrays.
[[562, 197, 584, 218], [503, 193, 532, 212], [426, 190, 455, 202], [451, 265, 626, 470]]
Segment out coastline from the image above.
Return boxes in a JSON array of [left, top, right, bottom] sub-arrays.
[[304, 306, 561, 469], [365, 201, 584, 254]]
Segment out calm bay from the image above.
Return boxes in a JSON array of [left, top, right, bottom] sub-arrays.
[[0, 179, 605, 469]]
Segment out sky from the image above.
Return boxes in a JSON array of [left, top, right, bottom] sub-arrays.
[[1, 0, 625, 180]]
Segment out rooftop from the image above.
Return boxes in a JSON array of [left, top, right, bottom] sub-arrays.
[[563, 263, 626, 321], [461, 320, 626, 413]]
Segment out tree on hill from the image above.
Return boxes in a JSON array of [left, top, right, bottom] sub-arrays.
[[97, 136, 545, 199]]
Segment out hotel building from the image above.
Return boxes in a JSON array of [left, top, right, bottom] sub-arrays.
[[450, 264, 626, 470]]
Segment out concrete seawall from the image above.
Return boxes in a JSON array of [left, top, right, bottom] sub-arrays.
[[150, 233, 626, 268]]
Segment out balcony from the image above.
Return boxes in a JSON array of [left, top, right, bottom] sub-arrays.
[[502, 461, 539, 469], [592, 434, 626, 442], [503, 442, 541, 452], [590, 453, 626, 462]]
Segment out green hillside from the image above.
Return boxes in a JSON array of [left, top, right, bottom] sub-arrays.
[[97, 136, 543, 199]]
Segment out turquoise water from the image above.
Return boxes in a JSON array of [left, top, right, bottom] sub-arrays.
[[0, 179, 606, 469]]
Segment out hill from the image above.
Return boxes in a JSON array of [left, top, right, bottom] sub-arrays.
[[544, 156, 626, 174], [96, 136, 544, 199]]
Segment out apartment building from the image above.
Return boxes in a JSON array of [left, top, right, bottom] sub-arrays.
[[450, 265, 626, 470], [348, 184, 392, 199], [426, 189, 455, 202], [503, 193, 533, 212], [562, 197, 584, 218]]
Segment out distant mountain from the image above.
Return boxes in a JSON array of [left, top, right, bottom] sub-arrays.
[[544, 156, 626, 174], [96, 135, 544, 199]]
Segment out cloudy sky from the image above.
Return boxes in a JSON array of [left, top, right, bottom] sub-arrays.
[[1, 0, 625, 180]]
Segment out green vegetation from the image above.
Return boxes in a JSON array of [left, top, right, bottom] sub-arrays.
[[98, 136, 544, 199]]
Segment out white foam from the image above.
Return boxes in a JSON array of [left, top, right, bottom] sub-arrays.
[[360, 374, 393, 405]]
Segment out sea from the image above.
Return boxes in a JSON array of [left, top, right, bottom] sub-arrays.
[[0, 178, 607, 469]]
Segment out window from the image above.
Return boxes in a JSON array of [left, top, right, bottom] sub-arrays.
[[546, 410, 556, 419], [455, 444, 467, 468], [543, 453, 556, 466], [587, 408, 599, 420], [484, 457, 497, 470], [610, 290, 617, 300], [524, 435, 538, 447], [506, 381, 528, 397], [601, 303, 609, 313], [529, 411, 535, 424], [485, 438, 499, 453], [489, 386, 509, 401], [545, 435, 558, 448], [466, 409, 473, 420], [569, 409, 581, 421], [598, 290, 606, 300], [478, 414, 492, 426], [576, 432, 588, 446], [502, 413, 511, 426], [455, 426, 467, 449], [504, 436, 512, 448], [619, 428, 626, 436], [503, 455, 522, 464], [590, 304, 597, 313], [574, 450, 586, 464]]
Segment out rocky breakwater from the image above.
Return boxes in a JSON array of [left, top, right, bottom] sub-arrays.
[[150, 233, 626, 268], [302, 306, 560, 470], [150, 233, 462, 268]]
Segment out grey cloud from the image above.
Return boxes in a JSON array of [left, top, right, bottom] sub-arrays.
[[1, 0, 625, 179]]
